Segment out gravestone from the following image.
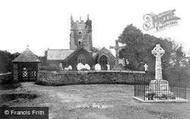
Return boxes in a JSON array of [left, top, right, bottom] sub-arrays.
[[59, 63, 63, 70], [144, 64, 148, 71], [84, 64, 90, 70], [147, 44, 174, 99], [107, 64, 110, 70], [125, 59, 129, 65], [77, 63, 84, 71], [118, 58, 125, 66], [64, 65, 72, 71], [95, 63, 101, 71], [64, 66, 68, 71], [68, 65, 72, 70]]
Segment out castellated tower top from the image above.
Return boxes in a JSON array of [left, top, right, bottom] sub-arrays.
[[70, 15, 92, 52]]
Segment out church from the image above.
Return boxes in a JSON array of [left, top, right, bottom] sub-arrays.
[[43, 15, 116, 70]]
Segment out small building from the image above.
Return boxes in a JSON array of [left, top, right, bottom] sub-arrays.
[[12, 48, 40, 81]]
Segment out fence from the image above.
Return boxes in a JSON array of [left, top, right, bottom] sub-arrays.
[[134, 75, 187, 101]]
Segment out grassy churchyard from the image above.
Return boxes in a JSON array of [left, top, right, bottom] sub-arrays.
[[0, 82, 190, 119]]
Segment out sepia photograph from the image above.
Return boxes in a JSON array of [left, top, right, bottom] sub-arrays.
[[0, 0, 190, 119]]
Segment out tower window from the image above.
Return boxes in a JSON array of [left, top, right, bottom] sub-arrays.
[[78, 39, 83, 47], [78, 41, 81, 46]]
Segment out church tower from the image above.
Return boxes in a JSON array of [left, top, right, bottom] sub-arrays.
[[70, 15, 92, 52]]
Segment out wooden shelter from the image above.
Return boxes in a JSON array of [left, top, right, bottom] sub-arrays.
[[12, 48, 40, 81]]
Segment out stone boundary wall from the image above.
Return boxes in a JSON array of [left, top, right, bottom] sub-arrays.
[[36, 70, 147, 86], [0, 72, 12, 83]]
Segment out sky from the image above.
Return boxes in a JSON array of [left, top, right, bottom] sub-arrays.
[[0, 0, 189, 56]]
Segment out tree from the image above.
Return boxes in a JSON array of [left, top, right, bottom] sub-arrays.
[[169, 45, 186, 82], [118, 24, 187, 83], [119, 25, 171, 71], [0, 50, 11, 73], [118, 24, 144, 70], [0, 51, 20, 73]]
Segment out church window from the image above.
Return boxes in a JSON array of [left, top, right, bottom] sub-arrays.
[[77, 54, 86, 64]]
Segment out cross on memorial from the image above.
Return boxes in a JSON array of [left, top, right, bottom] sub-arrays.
[[151, 44, 165, 80], [110, 40, 125, 66], [145, 44, 173, 100]]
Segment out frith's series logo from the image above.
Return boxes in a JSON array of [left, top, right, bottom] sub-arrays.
[[143, 9, 180, 31]]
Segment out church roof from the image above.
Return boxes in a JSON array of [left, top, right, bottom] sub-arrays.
[[95, 47, 116, 62], [63, 48, 90, 61], [98, 47, 115, 58], [46, 49, 74, 60], [13, 48, 40, 63]]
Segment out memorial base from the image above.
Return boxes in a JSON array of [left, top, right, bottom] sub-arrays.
[[133, 79, 188, 103], [133, 96, 188, 103], [147, 79, 173, 97]]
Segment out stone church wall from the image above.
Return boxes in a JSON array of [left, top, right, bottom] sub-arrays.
[[36, 71, 146, 86], [0, 72, 13, 84]]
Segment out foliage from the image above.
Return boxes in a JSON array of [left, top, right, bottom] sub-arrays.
[[118, 24, 189, 86], [0, 50, 20, 73], [0, 50, 11, 73]]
